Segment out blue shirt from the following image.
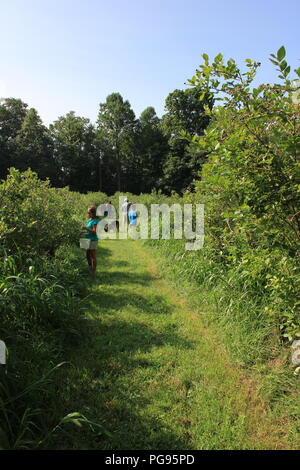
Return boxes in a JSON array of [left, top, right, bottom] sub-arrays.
[[129, 210, 137, 226], [84, 218, 99, 241]]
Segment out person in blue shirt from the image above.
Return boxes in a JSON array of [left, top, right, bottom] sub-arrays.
[[128, 203, 138, 226], [80, 205, 99, 275]]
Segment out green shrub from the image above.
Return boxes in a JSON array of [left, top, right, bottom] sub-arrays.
[[182, 48, 300, 341], [0, 168, 81, 255], [0, 168, 94, 448]]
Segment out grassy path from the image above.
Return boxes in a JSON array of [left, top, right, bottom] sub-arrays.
[[53, 239, 292, 450]]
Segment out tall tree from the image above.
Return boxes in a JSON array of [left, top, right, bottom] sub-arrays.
[[0, 98, 28, 179], [94, 129, 116, 194], [15, 108, 54, 180], [97, 93, 136, 191], [50, 111, 96, 191], [135, 107, 168, 193], [160, 88, 213, 193]]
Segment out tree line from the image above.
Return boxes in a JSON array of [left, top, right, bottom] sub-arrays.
[[0, 89, 213, 195]]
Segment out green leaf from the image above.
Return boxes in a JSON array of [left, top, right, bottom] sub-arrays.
[[202, 53, 209, 64], [277, 46, 286, 61], [280, 60, 287, 71], [294, 67, 300, 77], [214, 53, 223, 63]]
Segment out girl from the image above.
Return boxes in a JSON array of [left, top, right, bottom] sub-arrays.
[[81, 205, 99, 275]]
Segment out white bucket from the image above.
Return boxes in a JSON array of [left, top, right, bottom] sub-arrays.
[[79, 238, 91, 249]]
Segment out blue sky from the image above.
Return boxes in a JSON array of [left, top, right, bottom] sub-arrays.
[[0, 0, 299, 125]]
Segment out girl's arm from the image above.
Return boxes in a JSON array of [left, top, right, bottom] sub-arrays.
[[81, 224, 97, 234]]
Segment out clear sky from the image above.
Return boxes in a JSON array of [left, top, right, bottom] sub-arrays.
[[0, 0, 299, 126]]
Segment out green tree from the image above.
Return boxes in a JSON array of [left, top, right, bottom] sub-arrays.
[[97, 93, 136, 191], [15, 108, 54, 180], [93, 128, 117, 194], [135, 107, 168, 193], [0, 98, 28, 178], [50, 111, 96, 191], [160, 88, 213, 193]]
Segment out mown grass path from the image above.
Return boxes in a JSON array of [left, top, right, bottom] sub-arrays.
[[54, 239, 291, 450]]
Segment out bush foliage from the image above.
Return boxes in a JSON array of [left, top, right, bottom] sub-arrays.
[[0, 169, 91, 448], [159, 48, 299, 343], [0, 47, 299, 448]]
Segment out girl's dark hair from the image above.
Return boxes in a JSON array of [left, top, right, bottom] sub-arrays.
[[88, 205, 97, 218]]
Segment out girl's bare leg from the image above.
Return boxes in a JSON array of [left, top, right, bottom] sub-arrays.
[[86, 249, 93, 273], [90, 250, 97, 274]]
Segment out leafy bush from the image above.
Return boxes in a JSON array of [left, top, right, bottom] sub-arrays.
[[0, 244, 89, 449], [0, 169, 94, 448], [182, 47, 300, 341], [0, 168, 80, 255]]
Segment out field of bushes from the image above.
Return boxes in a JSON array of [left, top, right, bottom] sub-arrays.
[[0, 49, 299, 448], [0, 167, 299, 449], [0, 169, 95, 448]]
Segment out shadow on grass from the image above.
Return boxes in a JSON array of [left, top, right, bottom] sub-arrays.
[[95, 246, 112, 267], [99, 270, 154, 286], [52, 315, 195, 450], [89, 317, 193, 353], [50, 251, 196, 449], [88, 289, 173, 316]]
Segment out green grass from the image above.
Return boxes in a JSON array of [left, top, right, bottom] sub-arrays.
[[144, 239, 300, 442], [45, 239, 298, 450], [0, 244, 92, 449]]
